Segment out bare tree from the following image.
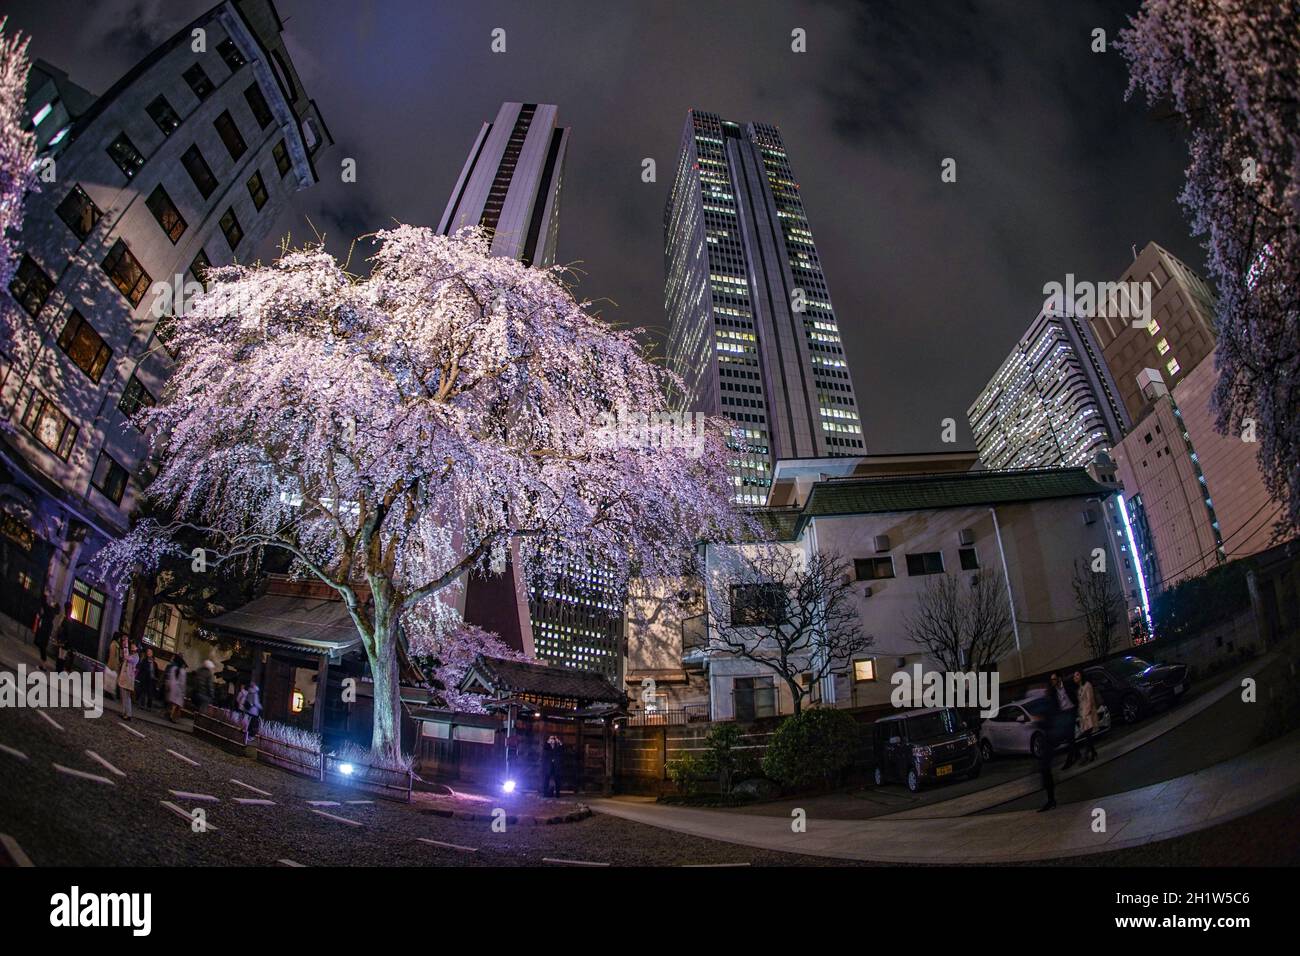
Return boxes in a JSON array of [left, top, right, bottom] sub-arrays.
[[708, 547, 872, 716], [1072, 559, 1125, 660], [906, 567, 1014, 674]]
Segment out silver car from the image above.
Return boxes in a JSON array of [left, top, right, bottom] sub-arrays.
[[978, 694, 1111, 761]]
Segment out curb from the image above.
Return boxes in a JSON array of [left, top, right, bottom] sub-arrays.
[[420, 804, 593, 826]]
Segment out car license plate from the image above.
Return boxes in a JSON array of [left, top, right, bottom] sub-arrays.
[[936, 764, 952, 777]]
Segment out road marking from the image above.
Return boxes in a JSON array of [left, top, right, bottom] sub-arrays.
[[230, 778, 272, 796], [36, 710, 64, 731], [52, 763, 115, 786], [306, 800, 340, 806], [159, 800, 218, 830], [84, 750, 126, 777], [542, 857, 609, 867], [233, 798, 276, 806], [682, 862, 751, 867], [277, 858, 305, 867], [166, 748, 200, 766], [118, 721, 147, 739], [0, 833, 34, 867], [308, 808, 362, 827], [345, 800, 374, 805], [168, 790, 219, 802], [417, 837, 478, 853], [0, 743, 29, 761]]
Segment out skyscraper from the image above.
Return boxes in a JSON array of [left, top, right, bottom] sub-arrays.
[[1, 0, 329, 654], [663, 110, 865, 505], [968, 307, 1129, 471], [437, 102, 569, 267]]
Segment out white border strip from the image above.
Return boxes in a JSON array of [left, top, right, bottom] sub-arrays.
[[36, 710, 64, 731], [233, 798, 276, 806], [84, 750, 126, 777], [118, 721, 147, 739], [0, 743, 29, 761], [417, 837, 478, 853], [0, 833, 33, 867], [159, 800, 219, 830], [542, 857, 609, 867], [308, 808, 362, 827], [52, 763, 115, 786], [230, 778, 272, 796], [169, 790, 219, 802], [166, 749, 200, 766]]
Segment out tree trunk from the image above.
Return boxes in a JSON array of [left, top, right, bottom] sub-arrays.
[[128, 572, 157, 647], [787, 677, 803, 716], [366, 620, 404, 770]]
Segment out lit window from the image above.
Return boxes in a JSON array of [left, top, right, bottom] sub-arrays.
[[1156, 337, 1170, 355], [1166, 357, 1181, 376], [1146, 318, 1160, 336], [32, 102, 53, 125], [853, 659, 876, 683]]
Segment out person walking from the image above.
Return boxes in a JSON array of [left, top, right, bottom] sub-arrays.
[[235, 683, 248, 725], [1034, 679, 1063, 812], [106, 633, 124, 700], [117, 644, 139, 721], [541, 734, 565, 798], [244, 680, 263, 738], [164, 656, 188, 722], [1074, 670, 1100, 764], [32, 599, 55, 670], [49, 601, 73, 672], [1050, 671, 1080, 769], [137, 647, 158, 710], [192, 660, 215, 713]]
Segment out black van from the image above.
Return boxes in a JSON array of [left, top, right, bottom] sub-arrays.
[[872, 707, 981, 793]]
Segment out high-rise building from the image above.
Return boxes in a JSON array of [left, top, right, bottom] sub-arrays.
[[1088, 241, 1218, 426], [968, 307, 1129, 471], [437, 102, 569, 267], [663, 110, 865, 505], [1, 0, 329, 655]]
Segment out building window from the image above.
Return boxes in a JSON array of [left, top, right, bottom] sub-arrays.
[[906, 551, 945, 576], [145, 94, 181, 136], [70, 578, 106, 632], [21, 390, 77, 459], [155, 315, 179, 357], [91, 450, 129, 505], [56, 185, 102, 240], [101, 239, 152, 307], [8, 254, 55, 316], [959, 547, 980, 570], [143, 604, 177, 651], [246, 170, 268, 210], [214, 110, 247, 160], [1166, 357, 1181, 376], [145, 184, 187, 243], [734, 676, 776, 722], [272, 138, 291, 177], [854, 556, 894, 580], [183, 63, 214, 101], [1156, 337, 1170, 355], [217, 38, 246, 72], [244, 82, 273, 129], [730, 582, 786, 626], [189, 249, 212, 290], [853, 659, 877, 683], [106, 132, 146, 179], [119, 374, 156, 421], [1146, 317, 1160, 336], [181, 144, 219, 199], [57, 311, 112, 382], [219, 206, 243, 251]]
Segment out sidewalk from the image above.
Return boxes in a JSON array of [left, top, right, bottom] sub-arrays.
[[590, 731, 1300, 863]]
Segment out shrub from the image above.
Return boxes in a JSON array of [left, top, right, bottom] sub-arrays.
[[256, 720, 322, 754], [701, 722, 745, 794], [762, 707, 859, 789], [666, 753, 706, 795]]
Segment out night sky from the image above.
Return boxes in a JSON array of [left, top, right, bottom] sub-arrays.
[[6, 0, 1200, 452]]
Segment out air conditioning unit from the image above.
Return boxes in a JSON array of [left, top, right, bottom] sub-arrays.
[[874, 534, 891, 553], [959, 527, 975, 545]]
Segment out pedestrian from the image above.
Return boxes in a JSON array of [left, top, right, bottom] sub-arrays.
[[1050, 671, 1080, 769], [192, 660, 215, 713], [235, 683, 248, 725], [1074, 670, 1100, 764], [32, 599, 55, 669], [118, 644, 139, 721], [541, 734, 565, 798], [49, 601, 73, 672], [164, 656, 188, 721], [106, 633, 124, 700], [137, 647, 158, 710], [244, 680, 262, 737], [1034, 678, 1065, 812]]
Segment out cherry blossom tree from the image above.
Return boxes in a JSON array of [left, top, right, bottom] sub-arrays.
[[0, 18, 36, 338], [408, 620, 526, 714], [1120, 1, 1300, 534], [99, 226, 742, 767]]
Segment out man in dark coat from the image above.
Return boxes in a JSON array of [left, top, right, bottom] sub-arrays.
[[32, 599, 56, 669], [541, 735, 565, 798], [1035, 678, 1064, 812]]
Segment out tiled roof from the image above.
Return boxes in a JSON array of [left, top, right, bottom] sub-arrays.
[[462, 655, 625, 705], [206, 593, 361, 655]]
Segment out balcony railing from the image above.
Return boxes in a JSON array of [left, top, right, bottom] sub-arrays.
[[626, 702, 710, 726]]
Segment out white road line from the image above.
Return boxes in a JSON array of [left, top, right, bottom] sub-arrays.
[[277, 858, 305, 867], [168, 790, 219, 802], [0, 743, 29, 761], [417, 837, 478, 853], [306, 800, 340, 806], [345, 800, 374, 805], [230, 778, 272, 796], [118, 721, 147, 739], [159, 800, 219, 830], [166, 748, 200, 766], [0, 833, 34, 867], [84, 750, 126, 777], [36, 710, 64, 731], [233, 798, 276, 806], [682, 862, 751, 867], [307, 808, 362, 827], [542, 857, 610, 867], [52, 763, 115, 786]]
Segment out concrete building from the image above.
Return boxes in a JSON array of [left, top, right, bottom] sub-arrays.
[[1088, 242, 1218, 427], [625, 461, 1140, 720], [663, 110, 866, 506], [436, 102, 569, 267], [968, 306, 1128, 471], [0, 0, 330, 656]]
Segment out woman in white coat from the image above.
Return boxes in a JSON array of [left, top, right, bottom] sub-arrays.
[[117, 645, 139, 720], [164, 657, 188, 722], [1073, 670, 1100, 764]]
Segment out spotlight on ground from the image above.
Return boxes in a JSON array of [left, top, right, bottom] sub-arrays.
[[502, 779, 517, 794], [339, 762, 354, 776]]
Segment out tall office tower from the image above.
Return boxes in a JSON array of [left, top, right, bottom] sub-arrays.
[[439, 104, 622, 680], [437, 102, 569, 267], [968, 307, 1129, 471], [663, 110, 865, 505], [1088, 241, 1218, 426], [1, 0, 330, 655]]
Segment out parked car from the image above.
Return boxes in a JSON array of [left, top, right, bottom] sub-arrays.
[[978, 695, 1112, 761], [1085, 656, 1191, 724], [872, 707, 981, 793]]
